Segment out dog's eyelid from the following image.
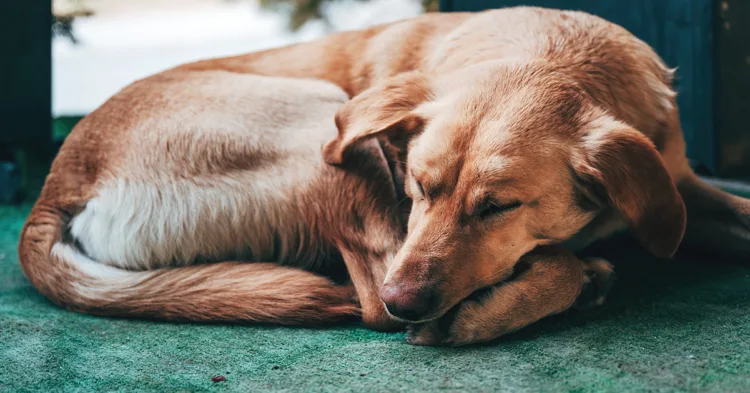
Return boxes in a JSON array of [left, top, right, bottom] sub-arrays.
[[411, 171, 432, 200], [415, 179, 425, 196], [474, 198, 522, 219]]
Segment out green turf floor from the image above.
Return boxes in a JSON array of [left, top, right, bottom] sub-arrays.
[[1, 202, 749, 392]]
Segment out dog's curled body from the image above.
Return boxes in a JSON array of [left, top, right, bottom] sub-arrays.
[[20, 72, 406, 326], [19, 7, 750, 344]]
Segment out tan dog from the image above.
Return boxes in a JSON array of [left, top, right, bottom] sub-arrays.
[[19, 7, 750, 346]]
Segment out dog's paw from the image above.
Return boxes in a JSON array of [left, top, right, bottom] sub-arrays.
[[360, 299, 406, 332], [574, 257, 615, 310], [406, 322, 449, 346], [405, 301, 486, 347], [363, 310, 406, 332]]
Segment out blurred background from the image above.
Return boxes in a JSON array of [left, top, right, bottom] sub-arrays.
[[0, 0, 748, 202], [49, 0, 428, 117]]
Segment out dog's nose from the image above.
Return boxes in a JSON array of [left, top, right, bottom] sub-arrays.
[[380, 283, 436, 322]]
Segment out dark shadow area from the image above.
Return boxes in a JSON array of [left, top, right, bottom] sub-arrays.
[[486, 234, 750, 345]]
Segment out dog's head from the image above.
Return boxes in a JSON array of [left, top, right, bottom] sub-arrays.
[[323, 61, 685, 322]]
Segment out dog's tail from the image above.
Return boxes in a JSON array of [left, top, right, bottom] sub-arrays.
[[678, 173, 750, 259], [18, 203, 360, 325]]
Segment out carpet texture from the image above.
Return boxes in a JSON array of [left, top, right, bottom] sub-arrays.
[[1, 202, 749, 392]]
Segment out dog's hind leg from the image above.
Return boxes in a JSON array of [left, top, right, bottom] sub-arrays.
[[677, 173, 750, 259]]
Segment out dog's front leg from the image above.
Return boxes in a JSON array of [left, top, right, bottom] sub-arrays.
[[407, 246, 614, 346], [338, 247, 405, 331]]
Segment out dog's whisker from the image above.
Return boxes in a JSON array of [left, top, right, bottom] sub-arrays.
[[396, 196, 411, 207]]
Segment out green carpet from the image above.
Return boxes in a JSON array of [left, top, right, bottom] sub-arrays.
[[1, 203, 749, 392]]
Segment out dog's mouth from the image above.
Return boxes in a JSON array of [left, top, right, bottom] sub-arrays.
[[382, 305, 442, 324], [382, 282, 499, 324], [380, 294, 458, 324]]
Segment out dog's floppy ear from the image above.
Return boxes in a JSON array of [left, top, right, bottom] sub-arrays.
[[322, 72, 431, 165], [573, 118, 686, 258]]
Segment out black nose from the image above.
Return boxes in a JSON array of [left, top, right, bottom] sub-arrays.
[[380, 284, 437, 322]]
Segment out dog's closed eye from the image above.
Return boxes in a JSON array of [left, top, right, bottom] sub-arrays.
[[412, 173, 437, 201], [415, 179, 426, 198], [476, 200, 522, 219]]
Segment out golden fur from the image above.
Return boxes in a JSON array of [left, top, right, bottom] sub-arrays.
[[19, 7, 750, 346]]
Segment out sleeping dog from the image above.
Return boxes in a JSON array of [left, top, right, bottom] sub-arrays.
[[20, 7, 750, 346]]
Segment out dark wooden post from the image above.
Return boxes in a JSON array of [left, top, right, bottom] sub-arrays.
[[0, 2, 53, 201], [714, 0, 750, 179]]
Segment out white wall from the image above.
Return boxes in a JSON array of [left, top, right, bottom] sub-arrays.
[[53, 0, 423, 116]]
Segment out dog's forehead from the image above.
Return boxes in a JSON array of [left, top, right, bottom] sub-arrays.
[[412, 106, 525, 164], [411, 121, 521, 184], [409, 116, 476, 181], [409, 79, 576, 183]]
